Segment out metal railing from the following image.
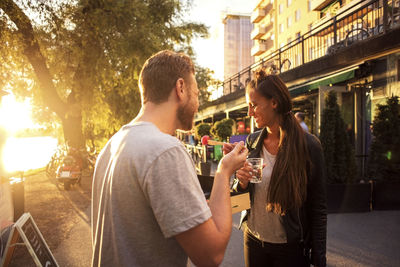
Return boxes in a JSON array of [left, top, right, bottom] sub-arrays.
[[212, 0, 400, 99], [184, 144, 205, 171]]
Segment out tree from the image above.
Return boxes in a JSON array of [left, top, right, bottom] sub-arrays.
[[367, 96, 400, 181], [195, 65, 220, 106], [320, 90, 356, 184], [0, 0, 207, 150], [210, 118, 234, 142], [195, 122, 211, 140]]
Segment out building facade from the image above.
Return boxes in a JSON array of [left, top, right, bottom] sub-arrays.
[[196, 0, 400, 177], [223, 13, 254, 93]]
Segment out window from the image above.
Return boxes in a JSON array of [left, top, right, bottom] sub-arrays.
[[279, 23, 284, 33], [308, 0, 312, 12], [279, 4, 284, 14], [295, 9, 301, 21], [271, 33, 275, 40], [287, 0, 292, 7], [287, 16, 292, 28]]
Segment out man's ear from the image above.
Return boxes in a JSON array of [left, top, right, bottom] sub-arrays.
[[175, 78, 185, 101]]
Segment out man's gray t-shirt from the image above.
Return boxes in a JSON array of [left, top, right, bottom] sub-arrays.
[[92, 122, 211, 267]]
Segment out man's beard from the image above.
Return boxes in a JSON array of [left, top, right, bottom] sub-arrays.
[[177, 100, 195, 131]]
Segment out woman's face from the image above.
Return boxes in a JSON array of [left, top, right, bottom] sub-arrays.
[[246, 88, 278, 128]]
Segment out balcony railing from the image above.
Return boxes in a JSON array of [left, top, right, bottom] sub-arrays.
[[251, 26, 267, 39], [251, 7, 266, 23], [251, 38, 274, 56], [211, 0, 400, 99]]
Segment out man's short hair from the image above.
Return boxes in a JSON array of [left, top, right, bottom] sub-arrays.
[[139, 50, 195, 104]]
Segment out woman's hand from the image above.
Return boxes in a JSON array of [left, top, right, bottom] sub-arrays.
[[235, 162, 253, 189]]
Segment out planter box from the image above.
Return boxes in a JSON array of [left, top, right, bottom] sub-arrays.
[[372, 181, 400, 210], [199, 162, 211, 176], [327, 183, 371, 213]]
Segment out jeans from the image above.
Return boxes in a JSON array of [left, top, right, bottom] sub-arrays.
[[244, 230, 310, 267]]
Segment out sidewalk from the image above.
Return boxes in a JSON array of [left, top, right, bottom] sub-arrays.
[[53, 207, 400, 267]]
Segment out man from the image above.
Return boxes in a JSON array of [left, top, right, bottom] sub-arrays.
[[92, 50, 248, 267], [295, 111, 309, 132]]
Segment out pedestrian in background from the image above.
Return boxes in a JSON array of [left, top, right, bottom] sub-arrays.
[[227, 70, 327, 267], [295, 111, 309, 132], [91, 50, 248, 267]]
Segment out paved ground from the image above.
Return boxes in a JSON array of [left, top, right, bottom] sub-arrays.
[[53, 209, 400, 267], [8, 169, 399, 266]]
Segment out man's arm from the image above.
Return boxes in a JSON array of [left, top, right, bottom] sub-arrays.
[[175, 142, 247, 267]]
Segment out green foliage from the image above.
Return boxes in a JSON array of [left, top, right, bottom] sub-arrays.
[[367, 96, 400, 181], [195, 123, 211, 139], [195, 65, 220, 106], [0, 0, 208, 151], [320, 91, 356, 184], [210, 118, 234, 142]]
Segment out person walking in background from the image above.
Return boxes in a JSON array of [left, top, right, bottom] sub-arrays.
[[295, 111, 309, 132], [91, 50, 248, 267], [226, 70, 327, 267]]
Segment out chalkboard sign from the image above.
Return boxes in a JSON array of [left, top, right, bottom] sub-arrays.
[[1, 213, 58, 267]]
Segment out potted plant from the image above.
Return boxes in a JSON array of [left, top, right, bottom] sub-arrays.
[[320, 91, 370, 213], [195, 122, 211, 141], [367, 96, 400, 210], [210, 118, 234, 142]]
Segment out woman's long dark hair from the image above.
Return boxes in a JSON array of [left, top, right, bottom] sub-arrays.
[[247, 69, 310, 215]]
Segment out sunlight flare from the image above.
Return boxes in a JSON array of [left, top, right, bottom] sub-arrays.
[[0, 94, 36, 133]]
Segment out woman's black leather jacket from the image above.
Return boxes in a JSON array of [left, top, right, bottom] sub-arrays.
[[232, 128, 327, 267]]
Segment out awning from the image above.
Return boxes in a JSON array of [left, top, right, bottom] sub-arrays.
[[288, 65, 360, 97]]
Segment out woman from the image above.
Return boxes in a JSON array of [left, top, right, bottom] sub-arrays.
[[228, 70, 327, 267]]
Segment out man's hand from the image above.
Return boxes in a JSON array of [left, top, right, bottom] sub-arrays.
[[218, 141, 248, 176]]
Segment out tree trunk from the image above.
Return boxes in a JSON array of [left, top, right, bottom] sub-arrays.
[[1, 0, 85, 148], [62, 115, 85, 150]]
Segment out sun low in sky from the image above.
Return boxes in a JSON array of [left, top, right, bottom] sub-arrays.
[[0, 93, 36, 134], [0, 93, 57, 172]]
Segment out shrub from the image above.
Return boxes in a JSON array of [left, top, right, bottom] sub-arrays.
[[210, 118, 234, 141], [367, 96, 400, 181], [195, 123, 211, 140], [320, 91, 356, 184]]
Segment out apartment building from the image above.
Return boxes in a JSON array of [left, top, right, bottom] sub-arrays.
[[251, 0, 320, 63], [223, 13, 254, 83]]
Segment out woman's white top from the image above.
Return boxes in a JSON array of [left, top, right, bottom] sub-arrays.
[[246, 145, 287, 243]]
